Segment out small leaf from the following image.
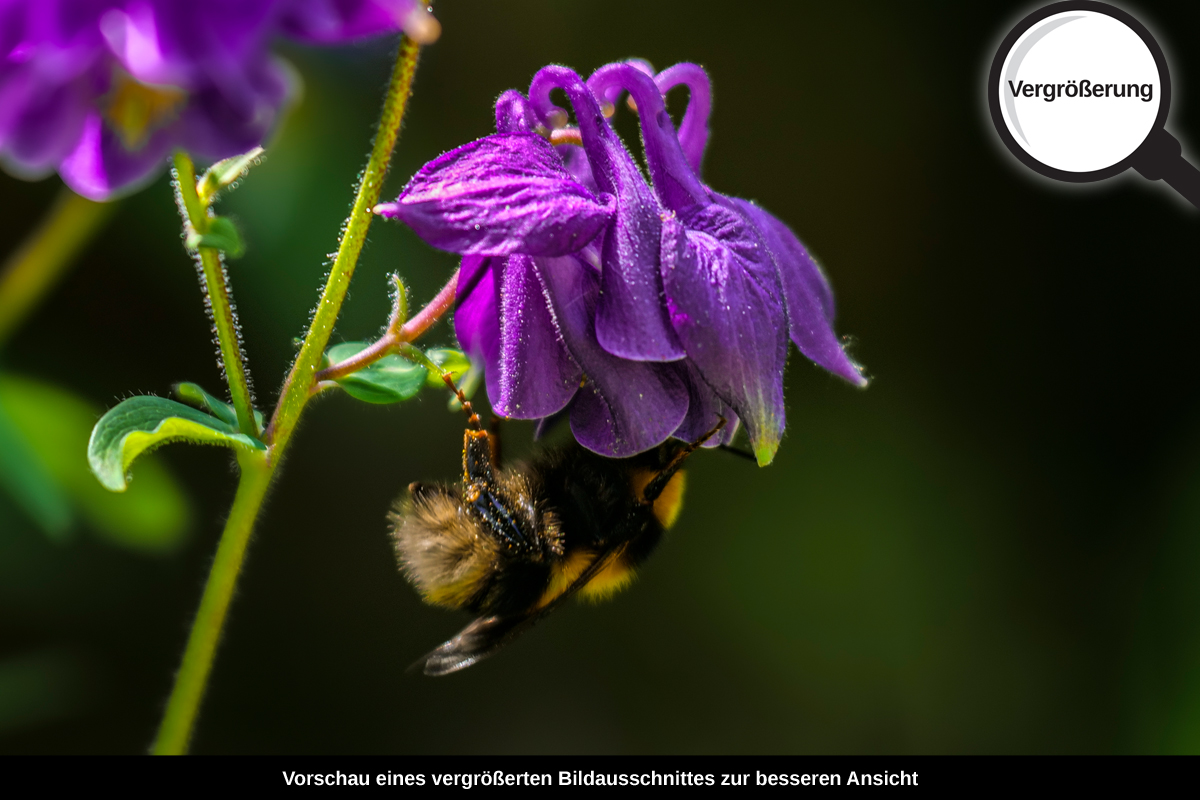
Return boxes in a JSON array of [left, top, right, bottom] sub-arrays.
[[185, 216, 245, 258], [326, 341, 427, 404], [88, 395, 265, 492], [425, 348, 472, 387], [174, 382, 263, 431], [0, 375, 190, 553], [197, 147, 263, 204], [326, 342, 372, 365], [0, 395, 71, 539], [173, 382, 236, 426]]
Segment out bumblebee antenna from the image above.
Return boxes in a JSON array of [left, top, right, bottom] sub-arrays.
[[441, 373, 483, 432], [400, 343, 485, 433]]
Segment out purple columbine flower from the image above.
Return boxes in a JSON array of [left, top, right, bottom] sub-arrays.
[[0, 0, 437, 201], [376, 61, 866, 465]]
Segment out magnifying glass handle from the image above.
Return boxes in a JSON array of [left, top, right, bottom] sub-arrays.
[[1133, 129, 1200, 210]]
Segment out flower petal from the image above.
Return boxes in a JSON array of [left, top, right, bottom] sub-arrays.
[[673, 360, 740, 448], [56, 52, 292, 202], [279, 0, 412, 43], [455, 254, 502, 404], [530, 65, 685, 362], [179, 55, 295, 161], [534, 255, 689, 457], [376, 132, 613, 258], [495, 254, 581, 419], [0, 78, 90, 179], [102, 1, 278, 100], [727, 195, 866, 387], [57, 109, 171, 201], [494, 88, 601, 195], [0, 4, 105, 179], [660, 207, 787, 466]]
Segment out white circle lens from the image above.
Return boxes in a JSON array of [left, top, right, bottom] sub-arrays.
[[998, 10, 1161, 173]]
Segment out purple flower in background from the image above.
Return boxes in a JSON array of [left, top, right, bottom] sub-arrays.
[[376, 60, 866, 465], [0, 0, 437, 201]]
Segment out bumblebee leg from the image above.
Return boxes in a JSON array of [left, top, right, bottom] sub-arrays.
[[641, 417, 727, 503], [463, 429, 498, 487], [439, 371, 500, 489]]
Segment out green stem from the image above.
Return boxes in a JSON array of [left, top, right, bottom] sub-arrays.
[[153, 36, 423, 755], [313, 268, 457, 384], [151, 450, 270, 755], [315, 330, 402, 384], [0, 189, 116, 349], [265, 35, 421, 449], [172, 152, 258, 439]]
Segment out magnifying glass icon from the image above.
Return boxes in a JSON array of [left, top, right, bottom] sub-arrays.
[[988, 1, 1200, 208]]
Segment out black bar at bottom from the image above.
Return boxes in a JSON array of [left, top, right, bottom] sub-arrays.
[[0, 754, 1194, 791]]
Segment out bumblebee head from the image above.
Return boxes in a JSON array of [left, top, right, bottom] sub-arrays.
[[390, 474, 561, 617]]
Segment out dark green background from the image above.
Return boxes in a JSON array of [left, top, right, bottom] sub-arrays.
[[2, 0, 1199, 753]]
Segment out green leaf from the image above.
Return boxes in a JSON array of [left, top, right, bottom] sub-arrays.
[[88, 395, 265, 493], [197, 147, 263, 204], [173, 382, 236, 426], [185, 216, 245, 258], [174, 382, 263, 431], [425, 348, 472, 387], [326, 341, 427, 404], [0, 394, 71, 539], [0, 375, 191, 553]]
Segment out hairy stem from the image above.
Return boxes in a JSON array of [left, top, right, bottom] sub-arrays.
[[399, 270, 457, 344], [315, 332, 400, 385], [266, 35, 421, 448], [151, 450, 270, 755], [0, 189, 116, 349], [154, 36, 424, 755], [314, 268, 457, 384], [173, 152, 258, 439]]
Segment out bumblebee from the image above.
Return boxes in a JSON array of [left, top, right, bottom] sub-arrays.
[[390, 377, 725, 676]]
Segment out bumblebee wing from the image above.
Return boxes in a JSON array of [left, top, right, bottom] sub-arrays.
[[412, 546, 625, 676], [414, 614, 526, 676]]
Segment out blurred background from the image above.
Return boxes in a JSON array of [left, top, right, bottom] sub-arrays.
[[2, 0, 1199, 753]]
